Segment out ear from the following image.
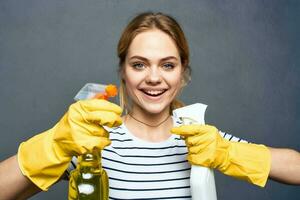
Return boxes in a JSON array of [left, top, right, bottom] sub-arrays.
[[118, 65, 126, 82], [180, 77, 185, 87], [180, 67, 186, 87], [181, 65, 191, 87]]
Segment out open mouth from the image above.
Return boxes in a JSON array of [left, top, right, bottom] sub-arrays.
[[140, 89, 167, 97]]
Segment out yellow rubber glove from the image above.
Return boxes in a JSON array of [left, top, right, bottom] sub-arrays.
[[171, 124, 271, 187], [18, 99, 122, 191]]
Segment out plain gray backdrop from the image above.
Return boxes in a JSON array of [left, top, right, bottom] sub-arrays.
[[0, 0, 299, 199]]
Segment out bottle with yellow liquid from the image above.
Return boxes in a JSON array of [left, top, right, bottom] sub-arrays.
[[68, 150, 108, 200], [69, 83, 118, 200]]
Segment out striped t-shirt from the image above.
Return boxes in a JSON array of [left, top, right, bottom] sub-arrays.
[[67, 119, 247, 200]]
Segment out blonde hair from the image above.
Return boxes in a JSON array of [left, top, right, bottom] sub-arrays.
[[117, 12, 191, 114]]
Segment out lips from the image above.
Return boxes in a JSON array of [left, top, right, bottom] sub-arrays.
[[140, 89, 167, 97]]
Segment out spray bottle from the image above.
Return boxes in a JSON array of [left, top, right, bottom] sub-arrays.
[[69, 83, 118, 200], [173, 103, 217, 200]]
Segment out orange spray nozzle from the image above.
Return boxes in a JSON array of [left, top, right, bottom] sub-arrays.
[[93, 84, 118, 100]]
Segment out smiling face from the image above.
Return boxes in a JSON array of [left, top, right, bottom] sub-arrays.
[[122, 29, 183, 115]]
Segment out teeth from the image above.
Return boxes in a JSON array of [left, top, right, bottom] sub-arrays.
[[144, 90, 165, 96]]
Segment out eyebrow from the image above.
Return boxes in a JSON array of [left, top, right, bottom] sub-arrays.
[[129, 55, 179, 62]]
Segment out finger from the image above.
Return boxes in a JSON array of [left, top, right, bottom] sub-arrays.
[[77, 99, 123, 115], [171, 125, 200, 136], [188, 141, 213, 154], [185, 134, 210, 146], [83, 124, 110, 138], [185, 131, 216, 146], [94, 137, 111, 149], [72, 116, 112, 137], [170, 124, 204, 137], [171, 124, 217, 137], [187, 154, 213, 167], [84, 110, 123, 127], [76, 136, 111, 154]]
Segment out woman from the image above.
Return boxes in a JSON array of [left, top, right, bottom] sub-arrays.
[[1, 12, 300, 200]]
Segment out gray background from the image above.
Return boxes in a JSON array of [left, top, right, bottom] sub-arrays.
[[0, 0, 299, 199]]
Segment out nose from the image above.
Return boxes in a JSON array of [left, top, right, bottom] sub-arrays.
[[145, 67, 162, 85]]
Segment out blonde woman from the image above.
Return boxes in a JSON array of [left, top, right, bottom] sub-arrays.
[[1, 12, 300, 200]]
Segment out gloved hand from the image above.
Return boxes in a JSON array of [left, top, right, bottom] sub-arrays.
[[171, 124, 271, 187], [18, 99, 122, 191]]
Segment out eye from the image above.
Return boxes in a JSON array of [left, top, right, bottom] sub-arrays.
[[132, 62, 145, 70], [162, 62, 175, 70]]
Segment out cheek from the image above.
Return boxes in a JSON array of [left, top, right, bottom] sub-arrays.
[[123, 68, 141, 94], [167, 72, 183, 90]]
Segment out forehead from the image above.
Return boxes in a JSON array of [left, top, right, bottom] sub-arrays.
[[127, 29, 180, 59]]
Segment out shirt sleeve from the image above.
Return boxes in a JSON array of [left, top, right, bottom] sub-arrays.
[[62, 156, 78, 180], [219, 130, 248, 143]]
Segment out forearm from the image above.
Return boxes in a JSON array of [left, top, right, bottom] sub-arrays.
[[0, 155, 41, 200], [269, 147, 300, 184]]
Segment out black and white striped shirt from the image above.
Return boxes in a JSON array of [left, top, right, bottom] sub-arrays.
[[103, 124, 191, 200], [68, 119, 247, 200]]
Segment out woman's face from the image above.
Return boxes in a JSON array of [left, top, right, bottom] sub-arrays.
[[123, 29, 183, 115]]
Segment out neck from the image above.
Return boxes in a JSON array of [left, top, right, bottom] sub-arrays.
[[130, 105, 171, 127], [124, 106, 173, 142]]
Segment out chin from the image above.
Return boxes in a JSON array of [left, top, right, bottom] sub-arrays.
[[140, 102, 171, 115]]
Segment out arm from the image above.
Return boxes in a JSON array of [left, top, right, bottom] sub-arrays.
[[0, 99, 122, 198], [0, 155, 41, 200], [269, 147, 300, 184], [171, 124, 300, 187]]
